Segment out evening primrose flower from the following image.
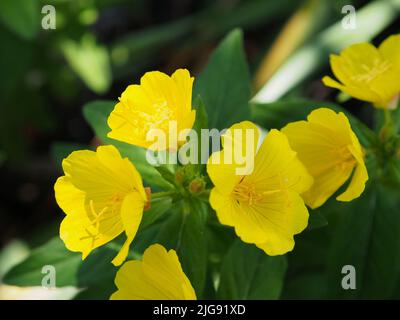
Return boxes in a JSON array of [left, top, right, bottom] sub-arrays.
[[207, 121, 313, 255], [282, 108, 368, 209], [110, 244, 196, 300], [54, 145, 147, 266], [107, 69, 196, 150], [322, 34, 400, 109]]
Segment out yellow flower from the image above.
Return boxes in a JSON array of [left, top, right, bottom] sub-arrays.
[[110, 244, 196, 300], [54, 145, 147, 266], [107, 69, 196, 150], [207, 121, 313, 255], [281, 108, 368, 209], [322, 34, 400, 109]]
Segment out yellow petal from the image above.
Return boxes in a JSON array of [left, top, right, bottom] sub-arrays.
[[54, 176, 85, 216], [112, 192, 145, 266], [142, 244, 196, 299], [332, 43, 382, 85], [210, 188, 269, 244], [322, 75, 381, 104], [209, 189, 235, 226], [245, 190, 308, 253], [322, 75, 345, 90], [207, 121, 260, 194], [307, 108, 351, 140], [171, 69, 193, 112], [255, 191, 308, 255], [369, 68, 400, 108], [207, 150, 243, 195], [171, 69, 196, 129], [301, 163, 353, 209], [111, 244, 196, 300], [59, 201, 124, 259], [221, 121, 259, 154], [336, 142, 368, 202], [107, 100, 151, 148], [62, 146, 136, 196], [110, 261, 147, 299], [56, 176, 123, 258], [379, 34, 400, 69], [211, 185, 309, 247], [251, 129, 313, 195]]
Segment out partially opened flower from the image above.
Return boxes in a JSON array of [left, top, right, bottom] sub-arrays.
[[54, 145, 147, 266], [110, 244, 196, 300], [207, 121, 313, 255], [281, 108, 368, 209], [107, 68, 196, 150], [322, 34, 400, 109]]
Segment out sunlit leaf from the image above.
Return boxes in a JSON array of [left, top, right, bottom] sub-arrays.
[[61, 34, 112, 94]]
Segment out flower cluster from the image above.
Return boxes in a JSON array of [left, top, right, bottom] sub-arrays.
[[52, 33, 400, 298]]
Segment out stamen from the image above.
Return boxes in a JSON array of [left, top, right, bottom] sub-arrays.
[[131, 99, 175, 139], [79, 196, 122, 248], [233, 173, 295, 208], [351, 59, 391, 83], [334, 146, 356, 171]]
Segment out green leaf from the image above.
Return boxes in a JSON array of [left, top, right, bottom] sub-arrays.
[[282, 273, 328, 299], [326, 183, 400, 298], [3, 237, 117, 291], [203, 221, 236, 299], [61, 34, 112, 94], [0, 0, 39, 40], [307, 212, 328, 231], [139, 197, 172, 231], [217, 240, 287, 299], [385, 158, 400, 188], [3, 237, 80, 287], [0, 240, 30, 280], [156, 198, 208, 297], [194, 29, 251, 130], [193, 95, 209, 136], [82, 100, 172, 190], [154, 165, 178, 187], [192, 95, 209, 171], [251, 99, 377, 148], [281, 225, 331, 299]]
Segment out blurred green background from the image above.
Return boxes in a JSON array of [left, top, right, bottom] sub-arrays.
[[0, 0, 399, 299]]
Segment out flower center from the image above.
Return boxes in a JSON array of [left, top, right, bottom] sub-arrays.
[[233, 182, 263, 206], [131, 99, 175, 138], [233, 174, 292, 207], [351, 59, 391, 83], [80, 194, 124, 247], [335, 146, 356, 171]]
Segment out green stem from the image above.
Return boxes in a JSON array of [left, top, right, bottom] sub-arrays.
[[151, 190, 177, 199], [380, 108, 394, 141], [384, 108, 392, 126], [196, 189, 211, 203]]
